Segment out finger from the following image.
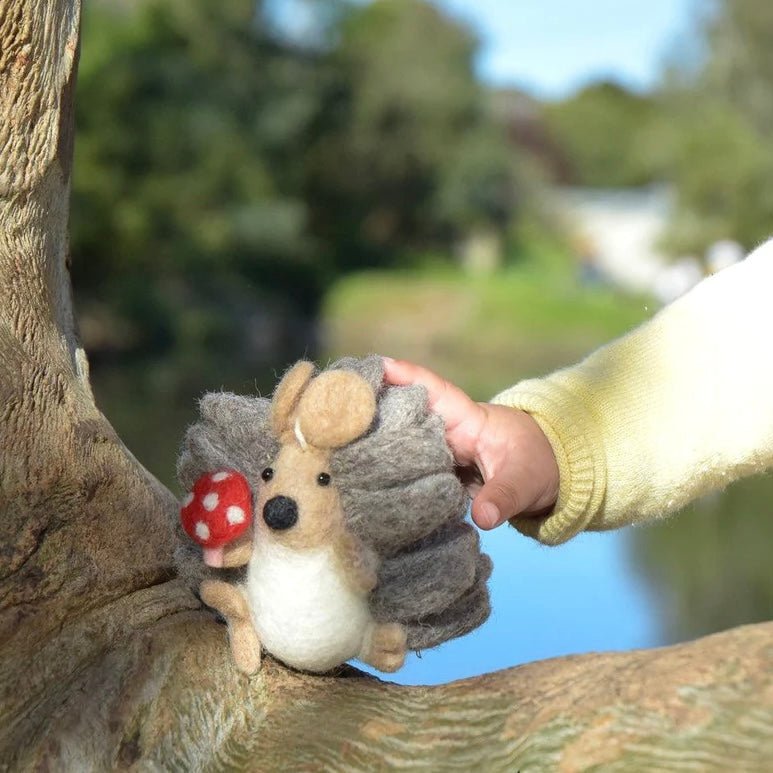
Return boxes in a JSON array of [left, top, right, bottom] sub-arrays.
[[471, 476, 522, 530], [382, 358, 477, 432]]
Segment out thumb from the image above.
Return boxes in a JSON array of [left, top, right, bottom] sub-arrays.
[[471, 476, 522, 530]]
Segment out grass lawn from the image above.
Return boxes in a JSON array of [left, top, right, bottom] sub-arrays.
[[322, 265, 652, 399]]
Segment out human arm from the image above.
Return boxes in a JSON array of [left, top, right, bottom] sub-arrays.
[[385, 240, 773, 545], [492, 239, 773, 544]]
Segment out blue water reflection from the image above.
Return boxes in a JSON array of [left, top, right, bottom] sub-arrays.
[[358, 526, 661, 685]]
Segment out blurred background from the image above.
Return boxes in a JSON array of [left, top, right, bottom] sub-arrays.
[[71, 0, 773, 684]]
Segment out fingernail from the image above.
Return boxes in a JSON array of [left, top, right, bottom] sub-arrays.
[[479, 502, 500, 529], [381, 356, 395, 364]]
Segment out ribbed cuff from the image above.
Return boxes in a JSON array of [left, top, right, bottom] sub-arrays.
[[491, 379, 607, 545]]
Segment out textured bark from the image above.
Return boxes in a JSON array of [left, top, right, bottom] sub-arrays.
[[0, 0, 193, 763], [9, 621, 773, 771], [0, 1, 772, 771]]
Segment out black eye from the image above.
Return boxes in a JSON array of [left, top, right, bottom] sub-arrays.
[[317, 472, 331, 486], [261, 467, 274, 482]]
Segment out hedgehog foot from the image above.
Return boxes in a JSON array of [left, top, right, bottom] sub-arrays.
[[201, 579, 262, 674], [360, 622, 407, 672]]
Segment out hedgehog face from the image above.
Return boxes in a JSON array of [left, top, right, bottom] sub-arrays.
[[255, 442, 344, 550], [253, 361, 378, 551]]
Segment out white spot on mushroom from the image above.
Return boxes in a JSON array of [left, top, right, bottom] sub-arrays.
[[226, 505, 245, 525], [203, 492, 219, 511], [212, 471, 231, 482], [182, 492, 194, 507], [195, 521, 210, 541]]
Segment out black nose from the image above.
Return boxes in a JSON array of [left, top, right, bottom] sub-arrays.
[[263, 495, 298, 531]]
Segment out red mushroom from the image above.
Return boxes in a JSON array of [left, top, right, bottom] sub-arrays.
[[181, 470, 253, 567]]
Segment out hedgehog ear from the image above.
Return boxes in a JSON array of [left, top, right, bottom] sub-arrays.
[[296, 370, 376, 449], [271, 361, 316, 436]]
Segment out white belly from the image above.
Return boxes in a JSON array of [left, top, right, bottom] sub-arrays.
[[246, 541, 372, 672]]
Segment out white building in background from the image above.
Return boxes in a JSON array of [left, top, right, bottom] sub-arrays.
[[556, 186, 673, 294], [652, 257, 705, 306], [556, 186, 746, 304]]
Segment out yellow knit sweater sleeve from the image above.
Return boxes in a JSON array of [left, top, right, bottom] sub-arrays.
[[492, 239, 773, 545]]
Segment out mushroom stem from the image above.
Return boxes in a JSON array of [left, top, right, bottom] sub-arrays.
[[203, 546, 225, 568]]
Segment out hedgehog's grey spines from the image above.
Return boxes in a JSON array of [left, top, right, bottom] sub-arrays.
[[339, 477, 468, 559], [378, 383, 429, 430], [369, 521, 482, 622], [177, 391, 278, 493], [324, 357, 491, 647], [331, 378, 467, 556], [402, 553, 493, 651], [329, 354, 385, 395]]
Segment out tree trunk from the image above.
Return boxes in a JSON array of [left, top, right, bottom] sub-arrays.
[[0, 2, 771, 770]]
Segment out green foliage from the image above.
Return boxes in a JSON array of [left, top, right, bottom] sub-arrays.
[[323, 264, 649, 399], [702, 0, 773, 136], [538, 0, 773, 254], [304, 0, 522, 268], [434, 127, 520, 233], [662, 0, 773, 252], [664, 101, 773, 253], [543, 82, 671, 188], [72, 0, 527, 359], [74, 0, 329, 355]]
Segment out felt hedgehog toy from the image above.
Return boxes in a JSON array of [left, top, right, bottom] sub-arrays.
[[176, 356, 492, 674]]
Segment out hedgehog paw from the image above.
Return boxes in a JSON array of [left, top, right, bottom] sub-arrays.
[[360, 623, 407, 673], [201, 579, 262, 675], [229, 620, 262, 675]]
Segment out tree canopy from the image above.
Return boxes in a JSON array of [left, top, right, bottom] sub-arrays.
[[543, 81, 671, 189], [663, 0, 773, 252], [71, 0, 524, 360]]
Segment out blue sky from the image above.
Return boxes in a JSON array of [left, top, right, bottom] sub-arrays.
[[268, 0, 703, 98], [434, 0, 701, 98]]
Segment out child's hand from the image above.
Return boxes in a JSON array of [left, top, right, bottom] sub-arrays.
[[383, 359, 559, 530]]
